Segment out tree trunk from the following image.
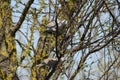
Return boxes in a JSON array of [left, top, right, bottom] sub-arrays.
[[0, 0, 17, 79]]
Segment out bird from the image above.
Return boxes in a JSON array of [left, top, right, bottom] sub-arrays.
[[44, 20, 67, 35], [36, 57, 65, 69]]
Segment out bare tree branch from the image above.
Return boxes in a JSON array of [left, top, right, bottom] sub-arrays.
[[12, 0, 34, 35]]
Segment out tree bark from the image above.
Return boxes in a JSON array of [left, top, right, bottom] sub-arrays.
[[0, 0, 17, 79]]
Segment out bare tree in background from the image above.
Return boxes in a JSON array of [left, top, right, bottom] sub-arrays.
[[0, 0, 120, 80]]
